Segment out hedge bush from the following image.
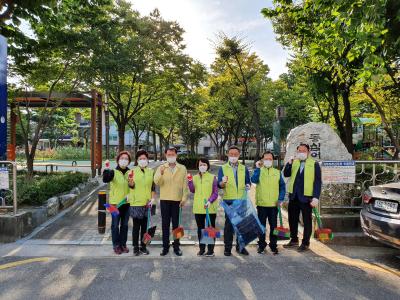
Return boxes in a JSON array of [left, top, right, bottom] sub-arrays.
[[16, 171, 89, 206], [16, 146, 118, 161]]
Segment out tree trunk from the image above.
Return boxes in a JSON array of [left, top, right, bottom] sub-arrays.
[[364, 86, 400, 159], [158, 133, 164, 160], [117, 124, 125, 152], [341, 88, 354, 154], [134, 134, 139, 155], [26, 155, 34, 179], [152, 130, 157, 161], [330, 84, 347, 147], [190, 142, 195, 155]]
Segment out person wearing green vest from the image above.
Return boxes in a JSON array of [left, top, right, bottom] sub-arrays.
[[102, 151, 131, 255], [251, 151, 286, 255], [128, 150, 156, 256], [218, 146, 251, 256], [283, 143, 322, 252], [188, 158, 219, 257]]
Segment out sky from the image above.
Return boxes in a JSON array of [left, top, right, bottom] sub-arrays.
[[129, 0, 289, 80]]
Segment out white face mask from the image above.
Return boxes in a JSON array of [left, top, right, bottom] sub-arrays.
[[297, 152, 307, 161], [138, 159, 148, 168], [263, 160, 273, 168], [118, 159, 129, 168], [199, 166, 208, 173], [229, 156, 238, 164], [167, 156, 177, 164]]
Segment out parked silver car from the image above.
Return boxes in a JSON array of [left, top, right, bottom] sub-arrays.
[[360, 182, 400, 249]]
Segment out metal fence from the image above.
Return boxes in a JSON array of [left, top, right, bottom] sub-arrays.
[[0, 161, 18, 214], [321, 160, 400, 210]]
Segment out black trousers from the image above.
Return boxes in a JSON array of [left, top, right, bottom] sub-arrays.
[[288, 197, 312, 246], [257, 206, 278, 249], [194, 213, 216, 252], [224, 215, 241, 251], [132, 217, 147, 248], [160, 200, 180, 250]]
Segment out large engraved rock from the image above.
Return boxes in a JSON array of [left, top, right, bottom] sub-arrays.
[[284, 122, 352, 162]]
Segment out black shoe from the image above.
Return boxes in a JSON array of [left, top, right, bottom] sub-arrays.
[[283, 240, 299, 249], [197, 249, 205, 256], [270, 247, 279, 255], [174, 249, 183, 256], [297, 244, 309, 252], [160, 248, 169, 256], [257, 246, 266, 254], [140, 246, 149, 255], [134, 247, 140, 256], [205, 251, 215, 257], [236, 247, 249, 256], [224, 250, 232, 256]]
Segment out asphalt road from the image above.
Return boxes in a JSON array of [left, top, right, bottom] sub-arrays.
[[0, 245, 399, 300]]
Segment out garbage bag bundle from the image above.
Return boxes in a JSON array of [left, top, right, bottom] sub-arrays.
[[220, 193, 265, 251]]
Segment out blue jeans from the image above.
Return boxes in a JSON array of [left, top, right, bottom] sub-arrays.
[[111, 204, 130, 248]]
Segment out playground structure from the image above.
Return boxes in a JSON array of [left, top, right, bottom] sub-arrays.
[[9, 90, 104, 178]]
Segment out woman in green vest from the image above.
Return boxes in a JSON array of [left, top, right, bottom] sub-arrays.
[[102, 151, 131, 255], [128, 150, 156, 256], [251, 151, 286, 255], [188, 158, 219, 257]]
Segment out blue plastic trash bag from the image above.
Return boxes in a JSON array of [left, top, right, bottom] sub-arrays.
[[220, 192, 265, 251]]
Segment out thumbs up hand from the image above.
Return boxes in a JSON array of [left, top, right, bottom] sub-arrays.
[[128, 169, 135, 185], [104, 160, 110, 170]]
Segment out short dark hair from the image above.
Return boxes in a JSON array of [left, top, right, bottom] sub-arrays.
[[196, 158, 210, 171], [116, 151, 132, 163], [297, 143, 310, 151], [165, 147, 178, 154], [134, 149, 148, 166], [261, 151, 275, 160], [228, 145, 240, 153]]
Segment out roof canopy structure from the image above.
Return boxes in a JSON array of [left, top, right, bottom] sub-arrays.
[[14, 91, 96, 108], [9, 90, 103, 177]]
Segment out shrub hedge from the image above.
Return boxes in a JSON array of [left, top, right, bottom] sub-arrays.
[[16, 171, 89, 206]]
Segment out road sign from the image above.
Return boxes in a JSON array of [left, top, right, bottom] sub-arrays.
[[0, 167, 9, 189]]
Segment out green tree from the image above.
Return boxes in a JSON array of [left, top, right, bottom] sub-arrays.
[[214, 35, 270, 161], [10, 0, 111, 178], [86, 1, 189, 151]]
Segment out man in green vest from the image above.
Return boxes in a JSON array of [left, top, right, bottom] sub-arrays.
[[283, 143, 322, 252], [251, 151, 286, 255], [218, 146, 251, 256]]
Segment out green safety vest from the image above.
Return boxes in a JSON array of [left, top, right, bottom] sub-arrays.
[[128, 166, 154, 206], [109, 169, 130, 205], [222, 163, 245, 200], [288, 158, 315, 197], [255, 167, 281, 207], [192, 172, 218, 214]]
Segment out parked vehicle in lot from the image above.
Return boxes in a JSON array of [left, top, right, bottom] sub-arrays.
[[361, 182, 400, 249]]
